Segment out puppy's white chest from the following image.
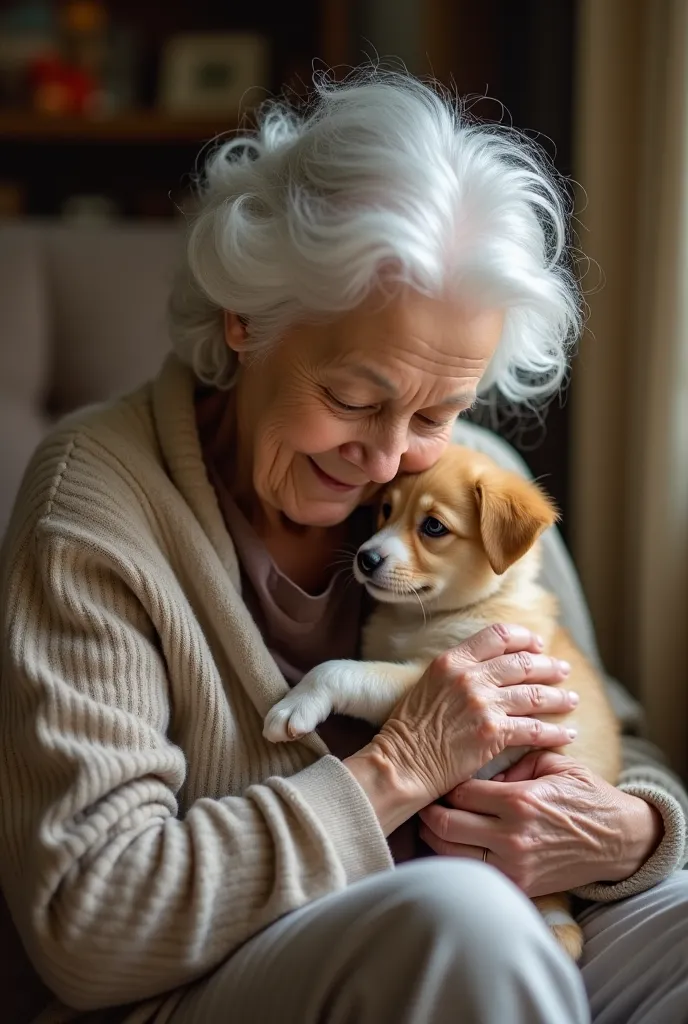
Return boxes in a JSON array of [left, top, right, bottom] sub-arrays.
[[363, 611, 489, 662]]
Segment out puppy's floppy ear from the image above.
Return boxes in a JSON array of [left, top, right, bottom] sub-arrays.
[[475, 470, 559, 575]]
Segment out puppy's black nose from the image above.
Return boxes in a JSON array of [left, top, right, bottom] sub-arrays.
[[357, 549, 385, 576]]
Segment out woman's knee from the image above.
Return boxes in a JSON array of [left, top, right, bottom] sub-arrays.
[[375, 858, 550, 958], [349, 859, 587, 1021]]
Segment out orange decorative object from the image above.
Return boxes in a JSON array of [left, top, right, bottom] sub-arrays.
[[60, 0, 108, 34], [28, 55, 98, 116]]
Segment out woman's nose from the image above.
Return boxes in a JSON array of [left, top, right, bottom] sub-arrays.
[[339, 434, 408, 484]]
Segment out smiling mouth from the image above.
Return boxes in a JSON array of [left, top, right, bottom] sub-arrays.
[[308, 457, 364, 493]]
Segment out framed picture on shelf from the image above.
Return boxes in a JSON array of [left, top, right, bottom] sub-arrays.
[[157, 33, 269, 116]]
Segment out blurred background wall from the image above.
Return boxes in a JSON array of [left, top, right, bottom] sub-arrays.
[[0, 0, 577, 521], [0, 0, 685, 775], [573, 0, 687, 778]]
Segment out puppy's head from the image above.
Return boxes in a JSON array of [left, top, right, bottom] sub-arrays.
[[354, 445, 558, 608]]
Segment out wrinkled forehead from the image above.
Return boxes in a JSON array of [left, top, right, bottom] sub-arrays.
[[318, 289, 502, 400]]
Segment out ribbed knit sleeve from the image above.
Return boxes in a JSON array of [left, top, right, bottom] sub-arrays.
[[0, 439, 391, 1012]]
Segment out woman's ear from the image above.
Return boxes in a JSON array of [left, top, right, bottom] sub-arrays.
[[224, 311, 249, 361], [475, 470, 559, 575]]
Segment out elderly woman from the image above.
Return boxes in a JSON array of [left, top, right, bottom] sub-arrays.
[[1, 73, 687, 1024]]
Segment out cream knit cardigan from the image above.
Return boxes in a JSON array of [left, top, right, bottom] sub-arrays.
[[1, 356, 686, 1021]]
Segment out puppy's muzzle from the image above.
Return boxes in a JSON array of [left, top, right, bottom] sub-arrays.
[[356, 549, 386, 577]]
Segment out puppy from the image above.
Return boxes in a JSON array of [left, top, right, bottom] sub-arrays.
[[264, 444, 621, 959]]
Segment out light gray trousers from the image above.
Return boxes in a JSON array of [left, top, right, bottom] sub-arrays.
[[167, 860, 688, 1024]]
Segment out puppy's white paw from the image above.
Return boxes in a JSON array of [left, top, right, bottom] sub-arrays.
[[263, 690, 331, 743]]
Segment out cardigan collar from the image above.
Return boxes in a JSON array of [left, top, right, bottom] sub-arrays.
[[150, 354, 329, 758]]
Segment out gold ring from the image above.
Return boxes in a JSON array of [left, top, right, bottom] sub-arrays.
[[482, 847, 489, 864]]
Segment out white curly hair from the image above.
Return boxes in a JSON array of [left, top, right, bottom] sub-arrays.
[[169, 69, 582, 406]]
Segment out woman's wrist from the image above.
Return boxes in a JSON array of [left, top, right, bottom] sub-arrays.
[[344, 742, 428, 836], [605, 791, 664, 882]]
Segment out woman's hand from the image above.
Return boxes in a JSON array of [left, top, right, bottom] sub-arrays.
[[345, 624, 578, 835], [418, 750, 665, 895]]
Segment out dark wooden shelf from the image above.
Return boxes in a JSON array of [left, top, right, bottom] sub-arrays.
[[0, 110, 244, 143]]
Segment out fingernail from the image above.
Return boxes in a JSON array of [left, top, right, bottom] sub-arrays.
[[568, 690, 580, 705], [534, 634, 545, 648], [559, 660, 571, 675], [567, 728, 577, 739]]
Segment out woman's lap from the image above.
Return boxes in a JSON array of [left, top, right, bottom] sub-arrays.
[[165, 864, 688, 1024], [577, 870, 688, 1024], [166, 859, 588, 1024]]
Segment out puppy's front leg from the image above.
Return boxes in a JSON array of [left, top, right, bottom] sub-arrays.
[[263, 659, 426, 743]]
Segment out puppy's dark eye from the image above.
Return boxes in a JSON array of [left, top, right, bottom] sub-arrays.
[[381, 502, 392, 521], [421, 516, 449, 538]]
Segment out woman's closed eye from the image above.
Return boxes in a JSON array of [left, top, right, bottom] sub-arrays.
[[324, 387, 457, 430], [413, 413, 455, 431], [324, 389, 379, 414]]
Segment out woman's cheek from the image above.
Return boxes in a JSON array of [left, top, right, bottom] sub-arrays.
[[286, 412, 359, 454]]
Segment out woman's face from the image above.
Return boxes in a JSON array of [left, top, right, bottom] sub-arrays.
[[228, 289, 503, 528]]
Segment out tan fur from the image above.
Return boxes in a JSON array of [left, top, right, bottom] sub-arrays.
[[364, 445, 621, 960], [264, 444, 621, 958]]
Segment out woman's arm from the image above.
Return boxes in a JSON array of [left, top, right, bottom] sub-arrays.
[[0, 524, 393, 1012]]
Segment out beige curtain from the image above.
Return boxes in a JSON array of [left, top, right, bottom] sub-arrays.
[[572, 0, 688, 779]]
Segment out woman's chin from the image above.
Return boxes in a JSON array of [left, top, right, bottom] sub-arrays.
[[285, 496, 360, 529]]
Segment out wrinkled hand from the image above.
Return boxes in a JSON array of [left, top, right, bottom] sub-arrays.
[[370, 625, 577, 809], [418, 750, 664, 897]]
